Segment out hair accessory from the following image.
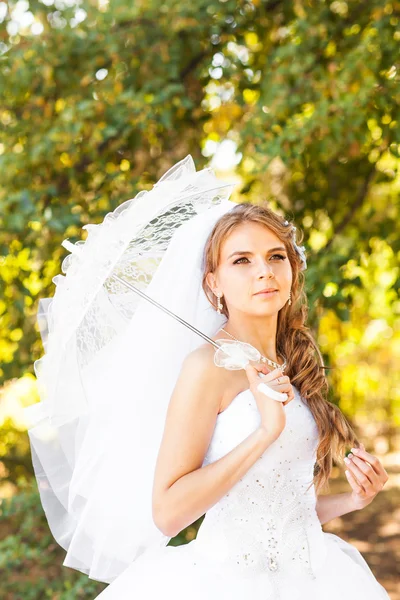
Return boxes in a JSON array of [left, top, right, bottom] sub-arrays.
[[283, 220, 307, 271]]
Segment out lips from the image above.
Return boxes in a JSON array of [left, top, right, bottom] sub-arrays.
[[254, 289, 278, 295]]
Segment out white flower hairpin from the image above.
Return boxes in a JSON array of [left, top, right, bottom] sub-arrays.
[[283, 220, 307, 271]]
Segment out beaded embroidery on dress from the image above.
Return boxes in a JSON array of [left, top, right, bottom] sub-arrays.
[[95, 386, 390, 600]]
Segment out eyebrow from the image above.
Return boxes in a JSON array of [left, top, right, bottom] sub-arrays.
[[227, 247, 287, 259]]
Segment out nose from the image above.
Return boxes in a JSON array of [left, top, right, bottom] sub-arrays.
[[257, 260, 275, 279]]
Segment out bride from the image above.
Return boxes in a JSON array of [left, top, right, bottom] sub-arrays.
[[95, 202, 390, 599], [25, 158, 390, 599]]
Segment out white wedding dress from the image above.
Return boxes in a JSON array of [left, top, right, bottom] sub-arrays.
[[95, 385, 389, 599]]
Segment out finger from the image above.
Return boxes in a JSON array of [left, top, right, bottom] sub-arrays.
[[344, 456, 371, 491], [274, 375, 290, 385], [260, 378, 294, 396], [273, 385, 295, 403], [257, 373, 288, 386], [245, 364, 275, 384], [349, 454, 380, 487], [272, 383, 293, 395], [283, 390, 295, 405], [250, 360, 270, 371], [244, 363, 262, 377], [246, 362, 273, 376], [350, 447, 386, 477], [345, 469, 364, 494], [258, 367, 284, 382]]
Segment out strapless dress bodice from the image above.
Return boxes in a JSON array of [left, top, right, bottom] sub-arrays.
[[197, 386, 327, 587]]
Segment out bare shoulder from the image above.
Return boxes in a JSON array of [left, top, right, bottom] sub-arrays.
[[183, 342, 218, 372], [181, 342, 228, 401], [183, 339, 248, 414]]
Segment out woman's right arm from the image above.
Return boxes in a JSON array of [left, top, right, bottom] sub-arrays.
[[151, 348, 279, 538]]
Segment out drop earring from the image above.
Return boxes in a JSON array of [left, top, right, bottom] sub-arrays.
[[215, 292, 223, 314], [288, 290, 292, 306]]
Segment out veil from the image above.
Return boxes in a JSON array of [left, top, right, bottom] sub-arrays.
[[25, 198, 237, 583]]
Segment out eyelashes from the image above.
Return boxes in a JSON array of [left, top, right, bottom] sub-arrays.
[[233, 254, 287, 265]]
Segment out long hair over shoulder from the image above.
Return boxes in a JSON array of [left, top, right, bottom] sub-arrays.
[[201, 202, 360, 493]]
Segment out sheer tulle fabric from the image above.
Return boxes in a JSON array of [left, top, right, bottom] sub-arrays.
[[25, 169, 236, 583]]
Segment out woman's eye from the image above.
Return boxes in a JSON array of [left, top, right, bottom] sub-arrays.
[[233, 257, 249, 264], [271, 254, 286, 261], [233, 254, 286, 265]]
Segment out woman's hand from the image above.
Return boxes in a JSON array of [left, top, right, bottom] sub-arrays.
[[344, 442, 389, 510], [244, 363, 294, 440]]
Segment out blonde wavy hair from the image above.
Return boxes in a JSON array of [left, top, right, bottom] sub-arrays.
[[201, 202, 360, 493]]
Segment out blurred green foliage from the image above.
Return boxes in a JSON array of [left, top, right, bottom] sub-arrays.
[[1, 0, 398, 385], [0, 481, 107, 598]]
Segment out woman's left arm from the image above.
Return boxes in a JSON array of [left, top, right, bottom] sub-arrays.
[[316, 443, 389, 526]]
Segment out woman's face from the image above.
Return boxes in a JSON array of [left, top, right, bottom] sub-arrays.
[[208, 222, 293, 316]]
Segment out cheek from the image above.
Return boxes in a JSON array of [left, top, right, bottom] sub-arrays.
[[220, 267, 249, 293], [278, 263, 292, 284]]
